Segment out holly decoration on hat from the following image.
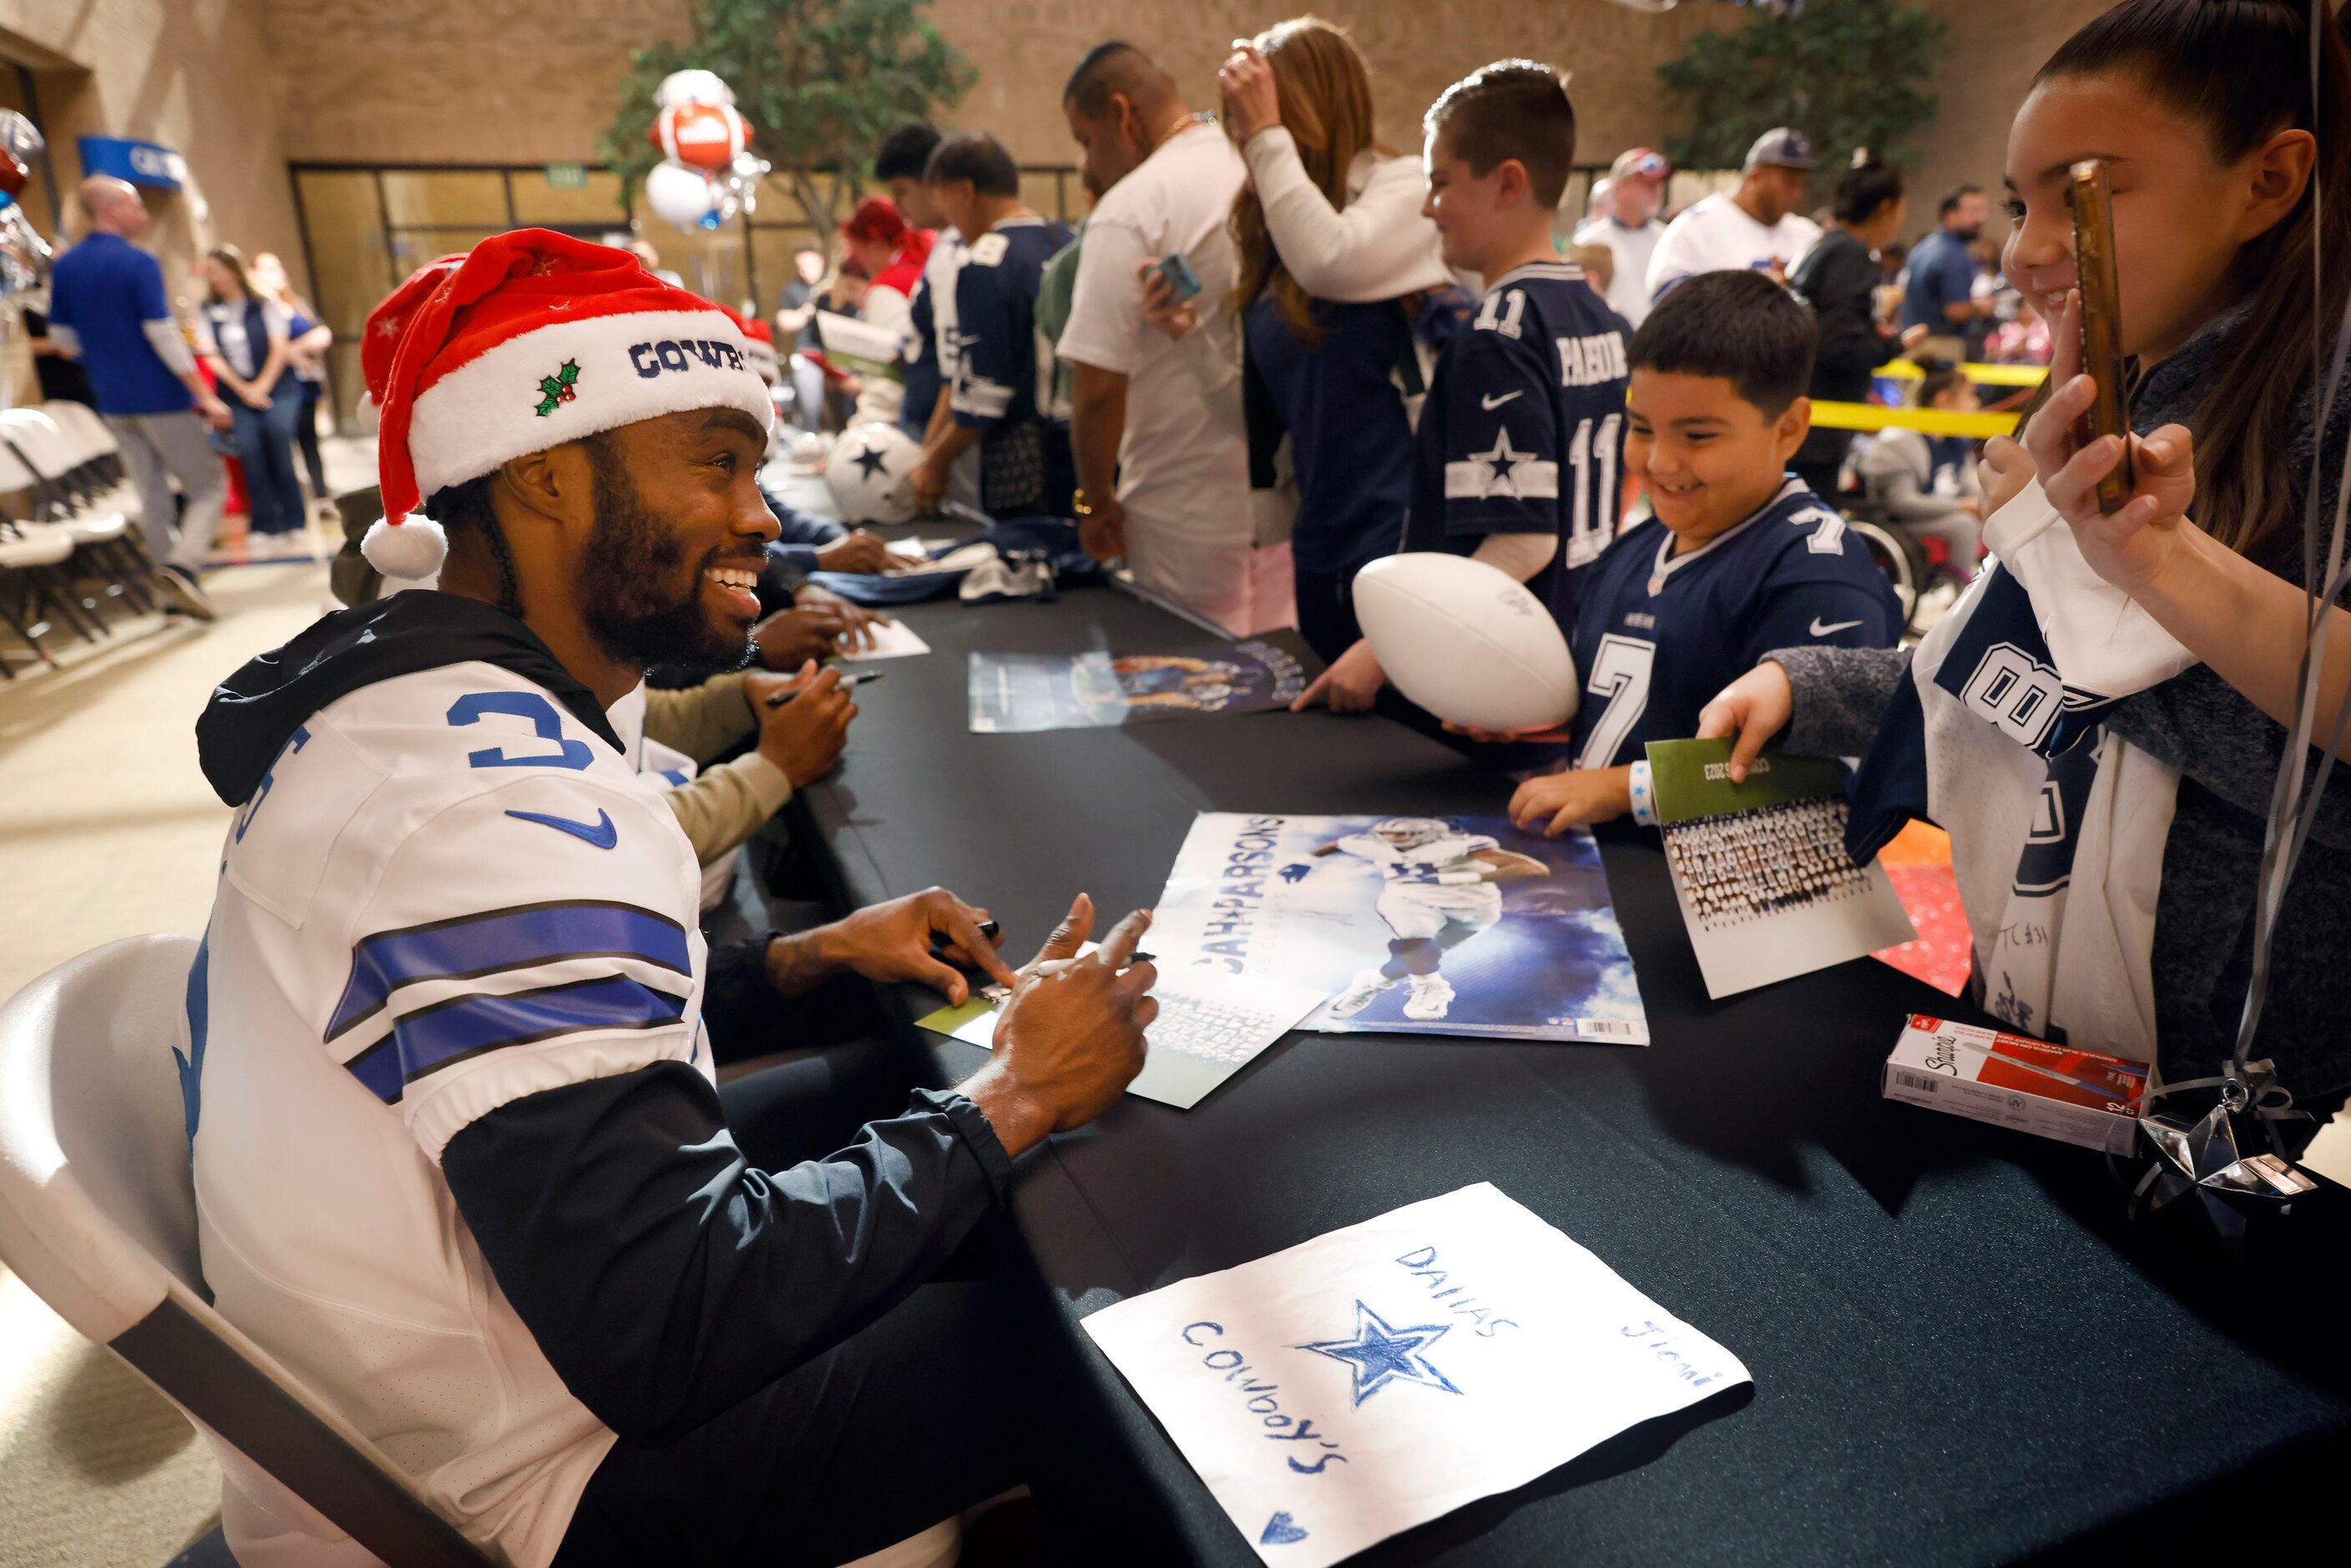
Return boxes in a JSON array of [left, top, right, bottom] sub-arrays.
[[535, 358, 581, 417]]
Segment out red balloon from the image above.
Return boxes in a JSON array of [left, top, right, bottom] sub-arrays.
[[650, 103, 749, 172]]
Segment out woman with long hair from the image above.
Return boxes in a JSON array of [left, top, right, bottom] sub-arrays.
[[1211, 16, 1452, 668], [195, 243, 307, 542], [1703, 0, 2351, 1109], [251, 250, 335, 510]]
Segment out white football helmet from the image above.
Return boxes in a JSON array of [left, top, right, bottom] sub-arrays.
[[1372, 817, 1448, 850], [824, 423, 921, 524]]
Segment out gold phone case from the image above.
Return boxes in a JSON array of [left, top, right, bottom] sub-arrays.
[[2070, 159, 2131, 513]]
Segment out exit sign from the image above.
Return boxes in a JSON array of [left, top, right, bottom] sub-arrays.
[[544, 163, 588, 190]]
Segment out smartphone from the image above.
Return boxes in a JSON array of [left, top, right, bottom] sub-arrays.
[[2068, 158, 2131, 514], [1154, 251, 1202, 303]]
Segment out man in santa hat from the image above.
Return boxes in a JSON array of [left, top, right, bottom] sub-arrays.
[[188, 230, 1156, 1568]]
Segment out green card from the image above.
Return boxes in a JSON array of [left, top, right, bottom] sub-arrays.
[[1641, 737, 1845, 825], [913, 995, 998, 1048]]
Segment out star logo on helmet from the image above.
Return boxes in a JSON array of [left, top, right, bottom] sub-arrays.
[[534, 359, 580, 417], [852, 441, 891, 480]]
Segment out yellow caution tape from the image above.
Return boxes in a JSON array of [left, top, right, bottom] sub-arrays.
[[1873, 358, 2047, 388], [1810, 400, 2020, 438]]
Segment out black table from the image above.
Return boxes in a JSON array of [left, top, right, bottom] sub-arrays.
[[794, 580, 2351, 1565]]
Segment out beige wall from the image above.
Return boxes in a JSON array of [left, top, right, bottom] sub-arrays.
[[255, 0, 1737, 171], [1909, 0, 2115, 247], [0, 0, 307, 302]]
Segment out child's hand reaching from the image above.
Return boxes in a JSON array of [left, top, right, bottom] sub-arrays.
[[1509, 766, 1633, 837]]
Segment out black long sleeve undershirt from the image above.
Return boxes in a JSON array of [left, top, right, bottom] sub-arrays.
[[442, 1062, 1012, 1444]]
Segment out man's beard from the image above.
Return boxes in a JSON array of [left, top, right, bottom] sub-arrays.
[[1953, 223, 1984, 243], [578, 447, 755, 675]]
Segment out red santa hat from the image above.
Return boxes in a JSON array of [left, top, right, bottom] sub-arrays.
[[715, 303, 780, 387], [361, 228, 773, 579], [361, 253, 467, 407]]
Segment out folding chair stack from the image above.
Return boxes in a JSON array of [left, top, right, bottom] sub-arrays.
[[0, 405, 164, 676]]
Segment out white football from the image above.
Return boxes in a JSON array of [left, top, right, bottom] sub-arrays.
[[824, 423, 921, 524], [1353, 552, 1580, 732]]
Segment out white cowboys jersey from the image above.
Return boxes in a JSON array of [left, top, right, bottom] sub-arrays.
[[190, 661, 709, 1566], [1337, 832, 1502, 910]]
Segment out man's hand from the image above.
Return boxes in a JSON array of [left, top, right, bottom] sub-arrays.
[[1137, 264, 1199, 342], [813, 529, 898, 574], [236, 383, 271, 411], [1218, 42, 1282, 146], [1079, 494, 1126, 563], [1508, 766, 1633, 837], [754, 605, 847, 669], [796, 580, 887, 652], [755, 663, 855, 787], [766, 887, 1017, 1006], [1694, 660, 1795, 784], [958, 896, 1157, 1158], [909, 453, 949, 516], [1291, 637, 1385, 714], [198, 393, 233, 432]]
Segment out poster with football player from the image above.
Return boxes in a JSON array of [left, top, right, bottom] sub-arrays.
[[1149, 812, 1649, 1043], [968, 632, 1321, 733]]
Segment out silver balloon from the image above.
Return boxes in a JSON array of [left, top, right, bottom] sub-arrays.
[[0, 108, 43, 170], [0, 205, 52, 300]]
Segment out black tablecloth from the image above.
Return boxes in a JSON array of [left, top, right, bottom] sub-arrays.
[[794, 582, 2351, 1565]]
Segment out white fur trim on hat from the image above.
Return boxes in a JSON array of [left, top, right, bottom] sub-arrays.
[[406, 308, 774, 499], [361, 515, 449, 579]]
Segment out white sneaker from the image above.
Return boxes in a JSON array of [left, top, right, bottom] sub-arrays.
[[1325, 968, 1396, 1019], [1403, 974, 1456, 1021]]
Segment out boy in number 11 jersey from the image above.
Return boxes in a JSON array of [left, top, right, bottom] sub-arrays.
[[1295, 59, 1630, 724]]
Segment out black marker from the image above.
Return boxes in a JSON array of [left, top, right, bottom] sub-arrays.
[[766, 670, 883, 708], [928, 918, 1002, 961]]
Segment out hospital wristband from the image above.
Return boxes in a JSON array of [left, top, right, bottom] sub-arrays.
[[1627, 760, 1659, 827]]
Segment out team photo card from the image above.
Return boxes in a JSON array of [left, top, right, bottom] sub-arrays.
[[1083, 1183, 1751, 1568], [967, 631, 1321, 734], [1645, 738, 1915, 999], [1148, 812, 1648, 1043]]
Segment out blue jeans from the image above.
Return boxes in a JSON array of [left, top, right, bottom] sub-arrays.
[[230, 382, 307, 535]]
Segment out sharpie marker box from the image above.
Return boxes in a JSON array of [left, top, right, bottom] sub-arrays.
[[1881, 1015, 2146, 1156]]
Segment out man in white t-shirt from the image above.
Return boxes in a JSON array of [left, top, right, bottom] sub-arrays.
[[1055, 42, 1269, 635], [1571, 146, 1671, 329], [1645, 127, 1821, 303]]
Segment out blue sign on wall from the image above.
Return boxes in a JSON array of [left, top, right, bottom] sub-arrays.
[[78, 136, 187, 190]]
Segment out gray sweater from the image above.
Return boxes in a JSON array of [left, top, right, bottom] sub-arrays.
[[1772, 303, 2351, 1104]]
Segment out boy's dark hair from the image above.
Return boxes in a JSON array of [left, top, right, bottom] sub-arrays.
[[1833, 159, 1905, 225], [1937, 183, 1981, 217], [1423, 60, 1575, 208], [1914, 367, 1968, 407], [1628, 271, 1815, 418], [873, 123, 942, 184], [925, 131, 1020, 198]]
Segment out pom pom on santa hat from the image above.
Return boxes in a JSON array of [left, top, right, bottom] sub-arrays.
[[360, 229, 773, 580]]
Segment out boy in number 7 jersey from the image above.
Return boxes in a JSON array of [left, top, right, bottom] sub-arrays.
[[1496, 270, 1904, 833], [1294, 59, 1631, 728]]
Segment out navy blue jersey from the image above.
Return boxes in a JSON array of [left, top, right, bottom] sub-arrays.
[[951, 215, 1075, 433], [898, 276, 941, 442], [1567, 478, 1903, 770], [1245, 292, 1413, 579], [1403, 261, 1631, 630]]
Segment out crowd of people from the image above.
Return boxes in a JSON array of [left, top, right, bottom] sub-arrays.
[[21, 1, 2347, 1564]]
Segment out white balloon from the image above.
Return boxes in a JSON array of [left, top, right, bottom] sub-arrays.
[[656, 68, 735, 109], [644, 159, 715, 228]]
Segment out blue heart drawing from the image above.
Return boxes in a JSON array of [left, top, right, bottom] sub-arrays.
[[1260, 1511, 1309, 1545]]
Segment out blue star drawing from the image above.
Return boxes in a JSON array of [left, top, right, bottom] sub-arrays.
[[1295, 1301, 1463, 1406], [852, 440, 891, 481]]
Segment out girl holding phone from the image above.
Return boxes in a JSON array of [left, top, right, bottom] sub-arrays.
[[1701, 0, 2351, 1106]]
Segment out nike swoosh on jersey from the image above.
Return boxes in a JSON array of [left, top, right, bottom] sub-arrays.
[[1809, 617, 1865, 638], [506, 807, 619, 849], [1480, 391, 1524, 410]]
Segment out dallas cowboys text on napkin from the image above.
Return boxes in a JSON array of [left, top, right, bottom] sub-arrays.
[[1082, 1183, 1751, 1567]]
